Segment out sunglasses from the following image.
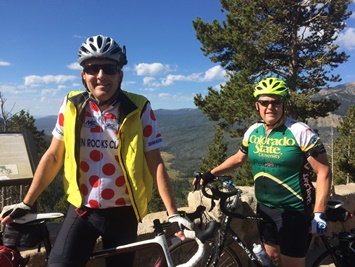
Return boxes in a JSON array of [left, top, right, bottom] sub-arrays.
[[257, 99, 284, 107], [83, 64, 120, 75]]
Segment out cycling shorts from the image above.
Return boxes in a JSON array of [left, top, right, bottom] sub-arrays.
[[48, 204, 138, 267], [257, 203, 311, 258]]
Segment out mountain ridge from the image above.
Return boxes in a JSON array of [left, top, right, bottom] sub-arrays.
[[34, 82, 355, 176]]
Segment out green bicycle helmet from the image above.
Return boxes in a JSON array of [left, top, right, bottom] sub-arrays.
[[253, 77, 289, 98]]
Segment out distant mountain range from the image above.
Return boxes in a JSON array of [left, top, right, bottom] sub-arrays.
[[34, 82, 355, 176], [34, 108, 216, 177]]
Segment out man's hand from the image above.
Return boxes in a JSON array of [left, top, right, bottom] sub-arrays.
[[0, 202, 32, 224], [311, 212, 327, 235], [192, 171, 216, 188], [168, 214, 194, 240]]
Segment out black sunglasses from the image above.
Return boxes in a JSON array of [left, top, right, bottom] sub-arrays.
[[83, 64, 120, 75], [257, 99, 284, 107]]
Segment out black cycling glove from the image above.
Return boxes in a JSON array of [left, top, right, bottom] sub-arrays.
[[202, 171, 216, 184]]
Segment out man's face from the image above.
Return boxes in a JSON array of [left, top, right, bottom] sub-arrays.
[[81, 58, 123, 103], [255, 95, 285, 125]]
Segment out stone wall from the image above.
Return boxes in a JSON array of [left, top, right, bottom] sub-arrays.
[[22, 184, 355, 267]]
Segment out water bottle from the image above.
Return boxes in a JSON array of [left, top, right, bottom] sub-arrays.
[[253, 243, 273, 266]]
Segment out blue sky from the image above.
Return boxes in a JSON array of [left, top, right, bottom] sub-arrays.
[[1, 1, 355, 118]]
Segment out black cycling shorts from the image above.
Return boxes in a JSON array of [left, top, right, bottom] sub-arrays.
[[257, 203, 310, 258], [48, 204, 138, 267]]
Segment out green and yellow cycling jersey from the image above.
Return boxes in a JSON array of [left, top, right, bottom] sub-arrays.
[[240, 117, 325, 212]]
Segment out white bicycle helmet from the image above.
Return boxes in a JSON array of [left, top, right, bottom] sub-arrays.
[[78, 35, 127, 68]]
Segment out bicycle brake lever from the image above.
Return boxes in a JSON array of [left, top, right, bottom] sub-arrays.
[[193, 182, 199, 192], [193, 172, 202, 192], [208, 198, 215, 212]]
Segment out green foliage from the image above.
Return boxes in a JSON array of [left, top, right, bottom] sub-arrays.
[[6, 110, 65, 212], [333, 105, 355, 184], [37, 172, 65, 213], [193, 0, 351, 184], [148, 188, 165, 213], [54, 195, 70, 215], [234, 160, 254, 186], [193, 0, 351, 135], [199, 124, 229, 172], [7, 110, 49, 157]]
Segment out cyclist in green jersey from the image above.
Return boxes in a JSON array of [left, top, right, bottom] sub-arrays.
[[195, 77, 332, 267]]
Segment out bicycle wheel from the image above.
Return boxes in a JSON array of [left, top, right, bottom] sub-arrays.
[[169, 239, 241, 267], [311, 250, 340, 267]]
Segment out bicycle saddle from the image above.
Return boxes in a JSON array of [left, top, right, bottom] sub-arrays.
[[12, 213, 64, 224], [327, 199, 344, 209]]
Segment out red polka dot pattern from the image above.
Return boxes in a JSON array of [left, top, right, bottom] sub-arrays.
[[143, 125, 153, 137], [102, 163, 116, 176], [89, 175, 101, 188], [54, 95, 164, 209], [115, 176, 125, 187], [115, 198, 126, 206], [90, 150, 103, 162], [58, 113, 64, 127], [89, 199, 99, 209], [102, 188, 115, 200], [150, 109, 156, 121], [90, 102, 99, 112], [80, 161, 90, 173]]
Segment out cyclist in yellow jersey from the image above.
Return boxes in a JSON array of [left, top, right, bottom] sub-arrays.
[[1, 35, 192, 267], [194, 77, 332, 267]]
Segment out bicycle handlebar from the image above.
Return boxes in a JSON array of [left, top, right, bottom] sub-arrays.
[[194, 171, 266, 221], [178, 221, 219, 267]]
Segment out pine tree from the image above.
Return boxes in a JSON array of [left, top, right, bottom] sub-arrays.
[[8, 110, 48, 157], [192, 0, 352, 185], [193, 0, 351, 131], [333, 105, 355, 184], [199, 124, 229, 172]]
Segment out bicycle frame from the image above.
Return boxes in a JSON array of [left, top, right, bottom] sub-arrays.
[[211, 187, 264, 267], [89, 230, 172, 267], [9, 214, 216, 267], [312, 229, 355, 267], [89, 219, 199, 267], [195, 174, 266, 267], [307, 200, 355, 267]]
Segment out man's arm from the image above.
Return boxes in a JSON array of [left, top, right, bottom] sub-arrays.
[[144, 148, 178, 216], [211, 150, 248, 175], [308, 152, 332, 213], [1, 137, 65, 224]]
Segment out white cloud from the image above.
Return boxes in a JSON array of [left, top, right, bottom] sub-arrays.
[[143, 77, 156, 85], [157, 92, 194, 102], [0, 61, 11, 66], [40, 88, 60, 102], [161, 66, 226, 86], [67, 62, 82, 70], [135, 63, 173, 76], [24, 75, 78, 87], [337, 28, 355, 50], [0, 84, 18, 94], [204, 66, 226, 81], [158, 93, 171, 98]]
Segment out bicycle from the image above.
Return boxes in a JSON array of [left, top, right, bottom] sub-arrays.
[[169, 172, 269, 267], [309, 199, 355, 267], [0, 209, 218, 267], [169, 172, 355, 267]]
